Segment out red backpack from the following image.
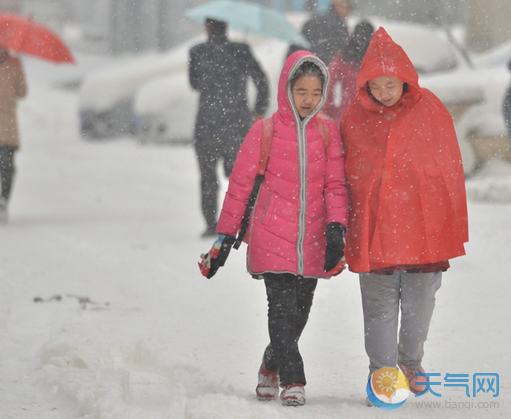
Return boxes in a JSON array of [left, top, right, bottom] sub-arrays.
[[233, 116, 330, 249]]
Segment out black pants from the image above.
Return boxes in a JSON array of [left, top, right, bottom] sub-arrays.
[[262, 273, 318, 387], [0, 145, 16, 201], [194, 139, 241, 231]]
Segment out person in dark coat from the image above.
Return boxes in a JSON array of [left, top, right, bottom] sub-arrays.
[[286, 0, 351, 66], [502, 58, 511, 141], [189, 18, 269, 237]]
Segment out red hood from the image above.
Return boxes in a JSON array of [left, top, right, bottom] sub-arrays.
[[275, 50, 330, 126], [357, 27, 422, 112]]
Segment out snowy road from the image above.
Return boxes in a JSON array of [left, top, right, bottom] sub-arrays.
[[0, 70, 510, 418]]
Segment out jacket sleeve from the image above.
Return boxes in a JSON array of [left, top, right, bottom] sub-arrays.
[[242, 46, 269, 116], [13, 58, 27, 99], [216, 121, 264, 236], [323, 119, 349, 227], [188, 46, 203, 92], [503, 84, 511, 138]]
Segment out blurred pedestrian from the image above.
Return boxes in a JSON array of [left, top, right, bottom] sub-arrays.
[[322, 21, 374, 126], [189, 18, 269, 237], [199, 51, 349, 406], [0, 47, 27, 224], [502, 58, 511, 142], [340, 27, 469, 398], [286, 0, 352, 66]]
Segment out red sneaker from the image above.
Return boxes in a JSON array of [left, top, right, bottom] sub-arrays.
[[399, 364, 428, 394], [255, 364, 279, 401], [280, 382, 305, 406]]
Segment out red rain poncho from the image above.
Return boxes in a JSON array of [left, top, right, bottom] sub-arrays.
[[340, 27, 469, 273]]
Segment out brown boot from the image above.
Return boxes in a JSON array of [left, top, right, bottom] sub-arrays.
[[399, 364, 428, 394]]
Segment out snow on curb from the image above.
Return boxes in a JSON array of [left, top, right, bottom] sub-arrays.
[[466, 158, 511, 202]]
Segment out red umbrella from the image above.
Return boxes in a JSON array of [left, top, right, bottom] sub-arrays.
[[0, 13, 75, 64]]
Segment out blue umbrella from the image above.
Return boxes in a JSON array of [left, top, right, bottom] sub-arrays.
[[184, 0, 310, 47]]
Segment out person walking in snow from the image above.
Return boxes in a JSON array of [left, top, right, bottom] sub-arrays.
[[0, 47, 27, 224], [189, 18, 269, 238], [502, 58, 511, 142], [339, 27, 469, 397], [322, 20, 374, 127], [199, 51, 349, 406], [286, 0, 351, 66]]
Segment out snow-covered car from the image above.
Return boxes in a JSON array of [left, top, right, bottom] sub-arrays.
[[133, 16, 464, 144], [420, 40, 511, 174], [78, 36, 201, 139]]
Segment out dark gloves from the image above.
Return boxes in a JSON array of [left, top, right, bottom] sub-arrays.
[[198, 234, 235, 279], [324, 222, 346, 276]]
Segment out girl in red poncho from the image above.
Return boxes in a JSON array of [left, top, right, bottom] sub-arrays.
[[340, 27, 469, 395]]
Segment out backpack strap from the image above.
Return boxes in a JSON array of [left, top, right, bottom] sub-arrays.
[[234, 117, 273, 249], [258, 116, 274, 175], [316, 117, 330, 150]]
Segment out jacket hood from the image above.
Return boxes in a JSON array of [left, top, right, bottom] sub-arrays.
[[276, 50, 330, 125], [356, 27, 421, 111]]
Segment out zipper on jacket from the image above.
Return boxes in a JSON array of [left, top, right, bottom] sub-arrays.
[[285, 55, 330, 276], [296, 119, 307, 275]]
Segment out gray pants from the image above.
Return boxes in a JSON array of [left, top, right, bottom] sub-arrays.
[[359, 270, 442, 375]]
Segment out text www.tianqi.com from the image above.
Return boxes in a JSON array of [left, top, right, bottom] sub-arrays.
[[413, 400, 499, 410]]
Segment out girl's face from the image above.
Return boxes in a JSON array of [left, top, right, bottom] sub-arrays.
[[291, 75, 322, 118], [368, 75, 404, 107]]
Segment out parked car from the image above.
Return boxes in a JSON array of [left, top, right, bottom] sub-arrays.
[[420, 40, 511, 174], [78, 36, 201, 139]]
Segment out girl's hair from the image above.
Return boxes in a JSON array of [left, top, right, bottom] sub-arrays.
[[290, 61, 325, 89]]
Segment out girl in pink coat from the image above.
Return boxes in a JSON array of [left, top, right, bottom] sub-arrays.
[[199, 51, 349, 406]]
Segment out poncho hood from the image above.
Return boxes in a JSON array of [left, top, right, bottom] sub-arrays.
[[356, 27, 422, 112]]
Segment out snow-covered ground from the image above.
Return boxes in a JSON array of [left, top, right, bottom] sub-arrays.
[[1, 56, 510, 419]]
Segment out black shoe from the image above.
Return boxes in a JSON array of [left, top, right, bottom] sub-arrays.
[[201, 227, 217, 238]]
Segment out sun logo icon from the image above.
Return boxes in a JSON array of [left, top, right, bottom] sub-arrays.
[[375, 369, 399, 396], [366, 367, 410, 411]]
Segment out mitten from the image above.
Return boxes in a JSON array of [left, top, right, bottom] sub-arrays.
[[324, 222, 346, 276], [198, 234, 235, 279]]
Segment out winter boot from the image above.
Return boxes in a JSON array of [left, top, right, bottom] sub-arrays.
[[280, 382, 305, 406], [201, 223, 217, 238], [256, 364, 279, 401], [399, 364, 427, 394]]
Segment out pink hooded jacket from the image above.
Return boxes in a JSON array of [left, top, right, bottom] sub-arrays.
[[217, 51, 349, 278]]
